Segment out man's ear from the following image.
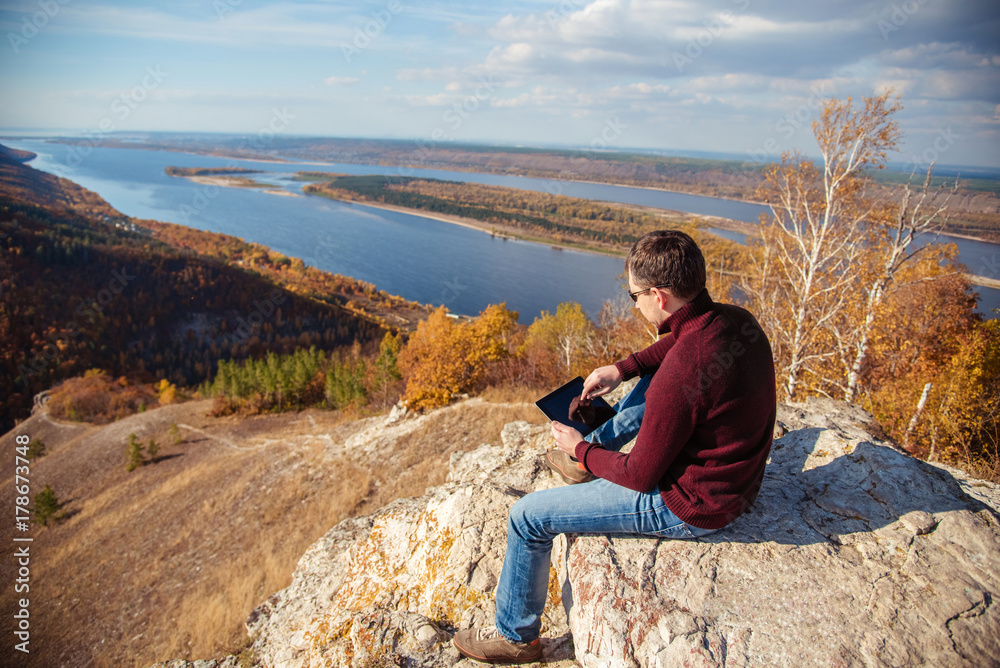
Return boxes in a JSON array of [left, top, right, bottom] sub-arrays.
[[654, 287, 672, 310]]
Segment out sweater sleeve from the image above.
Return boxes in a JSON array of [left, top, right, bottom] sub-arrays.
[[613, 333, 675, 380], [575, 371, 695, 493]]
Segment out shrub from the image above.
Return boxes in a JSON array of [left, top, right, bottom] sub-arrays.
[[49, 373, 158, 424], [126, 433, 145, 472], [26, 439, 46, 460], [33, 484, 61, 526]]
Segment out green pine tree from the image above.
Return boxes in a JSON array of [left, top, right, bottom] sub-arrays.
[[169, 422, 182, 445], [374, 331, 403, 408], [26, 438, 47, 460], [147, 437, 159, 462], [126, 433, 145, 472], [33, 484, 60, 527]]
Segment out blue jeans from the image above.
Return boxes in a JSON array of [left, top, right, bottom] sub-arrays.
[[494, 377, 717, 643]]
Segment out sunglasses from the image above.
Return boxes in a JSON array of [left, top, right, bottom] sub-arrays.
[[627, 285, 670, 303]]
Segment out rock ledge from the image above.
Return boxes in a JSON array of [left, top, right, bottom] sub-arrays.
[[154, 398, 1000, 667]]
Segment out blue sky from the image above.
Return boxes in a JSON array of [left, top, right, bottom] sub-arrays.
[[1, 0, 998, 168]]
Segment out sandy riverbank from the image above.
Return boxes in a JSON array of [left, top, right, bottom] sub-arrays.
[[322, 197, 627, 257], [970, 274, 1000, 289], [181, 174, 300, 197], [175, 169, 616, 255]]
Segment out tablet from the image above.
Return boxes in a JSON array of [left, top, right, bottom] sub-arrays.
[[535, 376, 617, 436]]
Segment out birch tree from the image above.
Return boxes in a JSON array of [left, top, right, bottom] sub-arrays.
[[741, 91, 902, 400], [525, 302, 595, 376]]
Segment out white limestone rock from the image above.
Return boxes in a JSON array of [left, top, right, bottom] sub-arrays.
[[153, 398, 1000, 667]]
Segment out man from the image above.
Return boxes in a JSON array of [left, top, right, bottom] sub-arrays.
[[453, 230, 776, 664]]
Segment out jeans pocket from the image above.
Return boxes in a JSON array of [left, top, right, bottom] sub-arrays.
[[649, 522, 697, 540], [649, 521, 718, 540]]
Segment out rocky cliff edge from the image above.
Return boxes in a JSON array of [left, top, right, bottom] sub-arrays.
[[154, 398, 1000, 667]]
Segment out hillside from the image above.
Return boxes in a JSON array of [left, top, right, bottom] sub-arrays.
[[0, 150, 429, 432], [150, 397, 1000, 668], [0, 395, 545, 666], [0, 148, 123, 220]]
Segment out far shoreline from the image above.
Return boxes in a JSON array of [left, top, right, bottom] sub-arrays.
[[18, 137, 1000, 247]]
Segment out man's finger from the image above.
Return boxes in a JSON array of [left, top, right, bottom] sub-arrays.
[[581, 376, 603, 399]]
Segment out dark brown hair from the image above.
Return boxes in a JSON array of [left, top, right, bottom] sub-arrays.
[[625, 230, 706, 302]]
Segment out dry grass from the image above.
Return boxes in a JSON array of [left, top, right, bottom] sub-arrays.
[[111, 451, 374, 664], [0, 401, 378, 667], [0, 395, 540, 667], [941, 450, 1000, 485]]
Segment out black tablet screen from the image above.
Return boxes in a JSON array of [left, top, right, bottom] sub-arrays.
[[535, 376, 617, 436]]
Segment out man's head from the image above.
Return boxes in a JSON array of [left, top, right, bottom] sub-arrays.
[[625, 230, 706, 303]]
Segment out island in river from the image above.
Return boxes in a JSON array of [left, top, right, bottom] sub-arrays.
[[164, 166, 298, 196]]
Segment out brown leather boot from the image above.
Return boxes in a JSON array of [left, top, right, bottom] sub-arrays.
[[452, 626, 542, 664], [544, 449, 594, 484]]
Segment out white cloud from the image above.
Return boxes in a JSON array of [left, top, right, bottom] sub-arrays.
[[36, 3, 358, 48], [324, 77, 360, 86], [880, 42, 999, 70]]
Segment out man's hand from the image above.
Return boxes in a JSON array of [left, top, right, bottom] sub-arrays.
[[551, 421, 585, 456], [581, 365, 622, 400]]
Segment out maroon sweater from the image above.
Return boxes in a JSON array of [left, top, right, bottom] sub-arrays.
[[575, 290, 776, 530]]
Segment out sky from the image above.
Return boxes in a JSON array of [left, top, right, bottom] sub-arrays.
[[1, 0, 998, 169]]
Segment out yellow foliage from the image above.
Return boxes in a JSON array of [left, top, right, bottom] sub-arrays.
[[929, 320, 1000, 473], [525, 302, 595, 378], [400, 304, 519, 411], [156, 378, 178, 405]]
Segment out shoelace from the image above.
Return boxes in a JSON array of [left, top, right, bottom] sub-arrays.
[[478, 627, 536, 647]]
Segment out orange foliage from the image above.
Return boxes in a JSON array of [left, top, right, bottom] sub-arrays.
[[47, 373, 158, 424], [399, 304, 518, 410]]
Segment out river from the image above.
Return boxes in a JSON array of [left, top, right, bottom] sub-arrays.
[[5, 137, 998, 320]]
